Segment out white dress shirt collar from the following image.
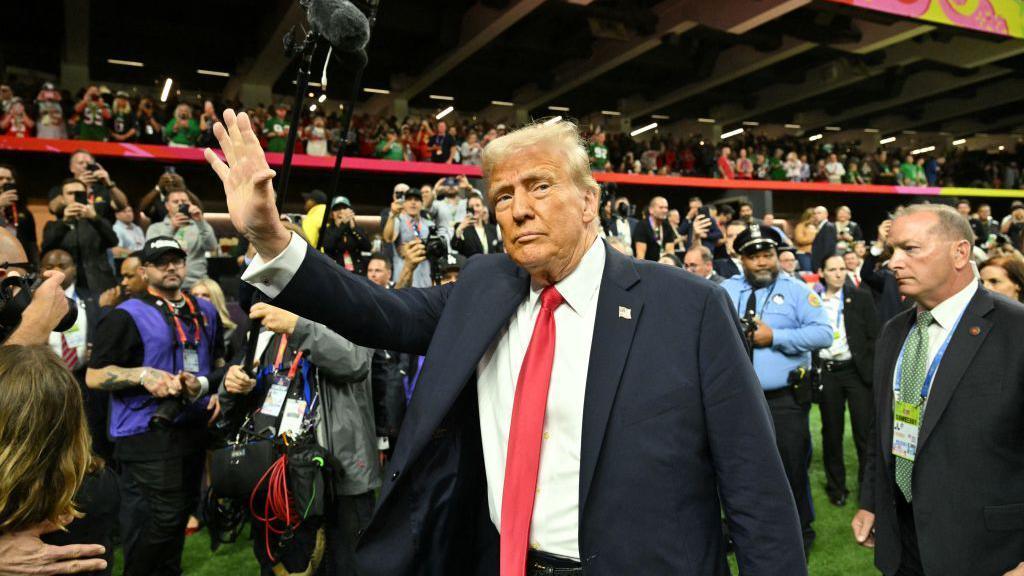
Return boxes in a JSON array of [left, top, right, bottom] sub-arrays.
[[924, 280, 978, 330], [527, 237, 605, 316]]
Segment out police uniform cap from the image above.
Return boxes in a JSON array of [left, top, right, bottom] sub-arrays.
[[735, 224, 782, 256]]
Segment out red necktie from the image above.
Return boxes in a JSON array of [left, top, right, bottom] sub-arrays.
[[61, 333, 79, 371], [500, 286, 565, 576]]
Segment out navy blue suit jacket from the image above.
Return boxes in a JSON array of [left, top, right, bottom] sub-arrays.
[[269, 239, 806, 576]]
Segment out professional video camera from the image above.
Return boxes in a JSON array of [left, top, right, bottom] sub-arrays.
[[424, 231, 450, 285], [0, 274, 77, 342]]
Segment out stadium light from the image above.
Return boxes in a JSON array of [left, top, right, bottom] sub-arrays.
[[435, 106, 454, 120], [952, 138, 967, 146], [429, 95, 454, 101], [107, 59, 144, 67], [491, 100, 514, 107], [808, 133, 823, 142], [863, 128, 879, 133], [651, 114, 670, 120], [159, 78, 173, 103], [721, 127, 744, 139], [999, 145, 1006, 151], [697, 118, 715, 124], [825, 126, 841, 132], [548, 105, 570, 112], [784, 124, 801, 129], [317, 94, 327, 103], [197, 69, 230, 77], [880, 136, 896, 145], [363, 87, 390, 95], [601, 110, 621, 116], [631, 122, 658, 137], [307, 92, 315, 98], [910, 145, 935, 155], [742, 121, 759, 127], [544, 116, 563, 126], [309, 104, 317, 112]]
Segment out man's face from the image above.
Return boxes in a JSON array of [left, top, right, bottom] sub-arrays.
[[778, 251, 797, 273], [437, 121, 447, 134], [490, 144, 597, 280], [120, 257, 146, 294], [738, 205, 753, 220], [821, 256, 847, 291], [41, 251, 76, 289], [979, 205, 991, 219], [649, 198, 668, 221], [721, 147, 731, 159], [165, 191, 190, 216], [116, 205, 134, 224], [69, 152, 92, 177], [843, 251, 860, 272], [440, 270, 459, 285], [144, 255, 186, 292], [403, 197, 423, 217], [275, 107, 287, 119], [957, 202, 971, 216], [683, 251, 711, 277], [367, 259, 391, 287], [668, 210, 680, 227], [837, 207, 851, 222], [814, 207, 828, 224], [468, 196, 484, 219], [887, 212, 968, 303], [0, 167, 13, 188], [420, 185, 433, 204], [725, 224, 744, 255], [61, 182, 87, 205], [740, 249, 779, 287]]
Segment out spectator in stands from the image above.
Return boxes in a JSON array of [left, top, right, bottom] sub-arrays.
[[412, 119, 433, 161], [460, 131, 483, 167], [713, 219, 747, 279], [784, 151, 802, 182], [87, 237, 224, 576], [99, 254, 147, 309], [0, 345, 111, 576], [393, 238, 426, 290], [793, 207, 817, 272], [979, 256, 1024, 302], [109, 91, 135, 142], [43, 179, 119, 293], [429, 120, 456, 163], [305, 115, 329, 157], [300, 189, 328, 247], [0, 84, 12, 114], [811, 205, 838, 272], [0, 99, 34, 138], [134, 97, 164, 144], [778, 247, 800, 278], [844, 161, 865, 184], [34, 82, 67, 140], [735, 148, 753, 179], [955, 198, 972, 218], [452, 194, 501, 258], [716, 146, 735, 179], [139, 171, 184, 227], [971, 203, 998, 247], [145, 188, 218, 288], [73, 86, 111, 141], [0, 164, 38, 264], [189, 278, 242, 362], [383, 187, 433, 288], [366, 253, 392, 288], [113, 204, 145, 257], [834, 205, 862, 251], [844, 251, 863, 287], [323, 196, 371, 273], [197, 100, 219, 149], [1002, 200, 1024, 248], [683, 245, 724, 284], [51, 149, 128, 223], [860, 218, 911, 324], [658, 253, 683, 267], [375, 128, 404, 160], [736, 201, 758, 226], [824, 153, 845, 184], [633, 196, 677, 261], [678, 197, 722, 253], [165, 103, 200, 147], [264, 103, 291, 153], [925, 155, 944, 186], [431, 176, 469, 242], [604, 196, 637, 248]]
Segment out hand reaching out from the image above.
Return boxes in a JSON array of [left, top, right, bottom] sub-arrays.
[[204, 109, 290, 260]]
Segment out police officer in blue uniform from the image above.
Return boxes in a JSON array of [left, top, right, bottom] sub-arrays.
[[722, 224, 832, 555]]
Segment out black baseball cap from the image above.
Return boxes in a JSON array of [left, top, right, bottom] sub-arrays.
[[439, 254, 466, 273], [331, 196, 352, 210], [140, 236, 187, 264], [302, 189, 327, 204], [404, 188, 423, 201], [734, 224, 783, 256]]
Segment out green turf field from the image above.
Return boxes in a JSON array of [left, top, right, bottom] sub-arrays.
[[117, 405, 876, 575]]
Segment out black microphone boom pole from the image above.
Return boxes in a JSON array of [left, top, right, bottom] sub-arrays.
[[317, 0, 382, 252], [275, 31, 319, 212]]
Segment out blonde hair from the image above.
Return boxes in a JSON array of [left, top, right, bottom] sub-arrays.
[[481, 120, 600, 201], [191, 278, 236, 331], [0, 345, 92, 533]]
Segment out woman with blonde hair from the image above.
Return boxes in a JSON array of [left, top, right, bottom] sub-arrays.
[[190, 277, 241, 360], [793, 207, 818, 272], [0, 345, 116, 574]]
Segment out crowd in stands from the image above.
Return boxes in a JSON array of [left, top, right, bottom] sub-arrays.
[[2, 80, 1023, 189]]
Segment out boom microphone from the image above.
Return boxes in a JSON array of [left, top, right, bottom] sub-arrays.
[[303, 0, 371, 69]]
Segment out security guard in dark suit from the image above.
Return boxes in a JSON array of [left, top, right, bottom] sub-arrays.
[[721, 224, 832, 553], [816, 254, 878, 508]]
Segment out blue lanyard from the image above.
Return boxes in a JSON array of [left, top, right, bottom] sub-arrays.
[[894, 307, 967, 400]]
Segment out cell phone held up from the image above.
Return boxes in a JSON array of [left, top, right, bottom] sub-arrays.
[[74, 191, 88, 206], [179, 203, 191, 216]]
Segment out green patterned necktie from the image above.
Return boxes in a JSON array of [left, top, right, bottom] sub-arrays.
[[895, 310, 933, 502]]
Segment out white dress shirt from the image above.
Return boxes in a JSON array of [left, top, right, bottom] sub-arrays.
[[474, 222, 489, 254], [892, 280, 978, 394], [243, 233, 605, 559], [818, 289, 851, 361], [477, 237, 603, 559], [48, 284, 87, 365]]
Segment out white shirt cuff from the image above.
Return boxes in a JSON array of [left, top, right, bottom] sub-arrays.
[[377, 436, 390, 450], [197, 376, 210, 398], [240, 233, 307, 299]]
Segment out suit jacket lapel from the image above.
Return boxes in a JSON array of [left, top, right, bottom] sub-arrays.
[[918, 288, 993, 451], [579, 244, 642, 515]]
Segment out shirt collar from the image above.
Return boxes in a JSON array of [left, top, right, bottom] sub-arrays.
[[926, 280, 978, 330], [65, 283, 76, 298], [528, 237, 605, 316]]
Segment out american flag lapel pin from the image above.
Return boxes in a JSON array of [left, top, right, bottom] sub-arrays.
[[618, 306, 632, 320]]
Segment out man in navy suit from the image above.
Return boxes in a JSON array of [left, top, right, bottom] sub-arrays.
[[205, 110, 806, 576]]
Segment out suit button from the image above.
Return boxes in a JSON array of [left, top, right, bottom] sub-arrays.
[[357, 528, 365, 537], [391, 470, 400, 481]]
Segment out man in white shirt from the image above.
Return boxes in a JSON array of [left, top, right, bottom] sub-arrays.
[[824, 153, 846, 184], [204, 109, 806, 576], [113, 203, 145, 257]]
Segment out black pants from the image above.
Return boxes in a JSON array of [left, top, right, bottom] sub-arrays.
[[255, 491, 376, 576], [895, 489, 925, 576], [119, 451, 204, 576], [818, 364, 873, 500], [42, 467, 120, 576], [766, 392, 815, 549]]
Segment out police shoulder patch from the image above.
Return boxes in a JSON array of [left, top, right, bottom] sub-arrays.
[[808, 293, 821, 308]]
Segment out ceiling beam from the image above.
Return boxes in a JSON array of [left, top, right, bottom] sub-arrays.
[[831, 20, 934, 55], [677, 0, 812, 35], [222, 2, 306, 102], [945, 112, 1024, 138], [872, 78, 1024, 135], [513, 0, 698, 113]]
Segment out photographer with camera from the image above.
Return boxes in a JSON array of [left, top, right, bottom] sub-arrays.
[[43, 179, 119, 294], [73, 86, 111, 142], [383, 187, 434, 288], [721, 224, 832, 556], [47, 150, 127, 225], [0, 165, 38, 265], [451, 194, 501, 258], [431, 175, 471, 242], [322, 196, 371, 273], [86, 237, 225, 576], [165, 103, 200, 148], [134, 97, 164, 145], [146, 188, 218, 289]]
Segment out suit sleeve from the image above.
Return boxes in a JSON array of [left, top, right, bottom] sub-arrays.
[[91, 217, 119, 249], [244, 233, 452, 355], [699, 287, 808, 575], [41, 221, 70, 252]]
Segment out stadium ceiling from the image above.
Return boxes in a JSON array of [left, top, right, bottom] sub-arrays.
[[6, 0, 1024, 137]]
